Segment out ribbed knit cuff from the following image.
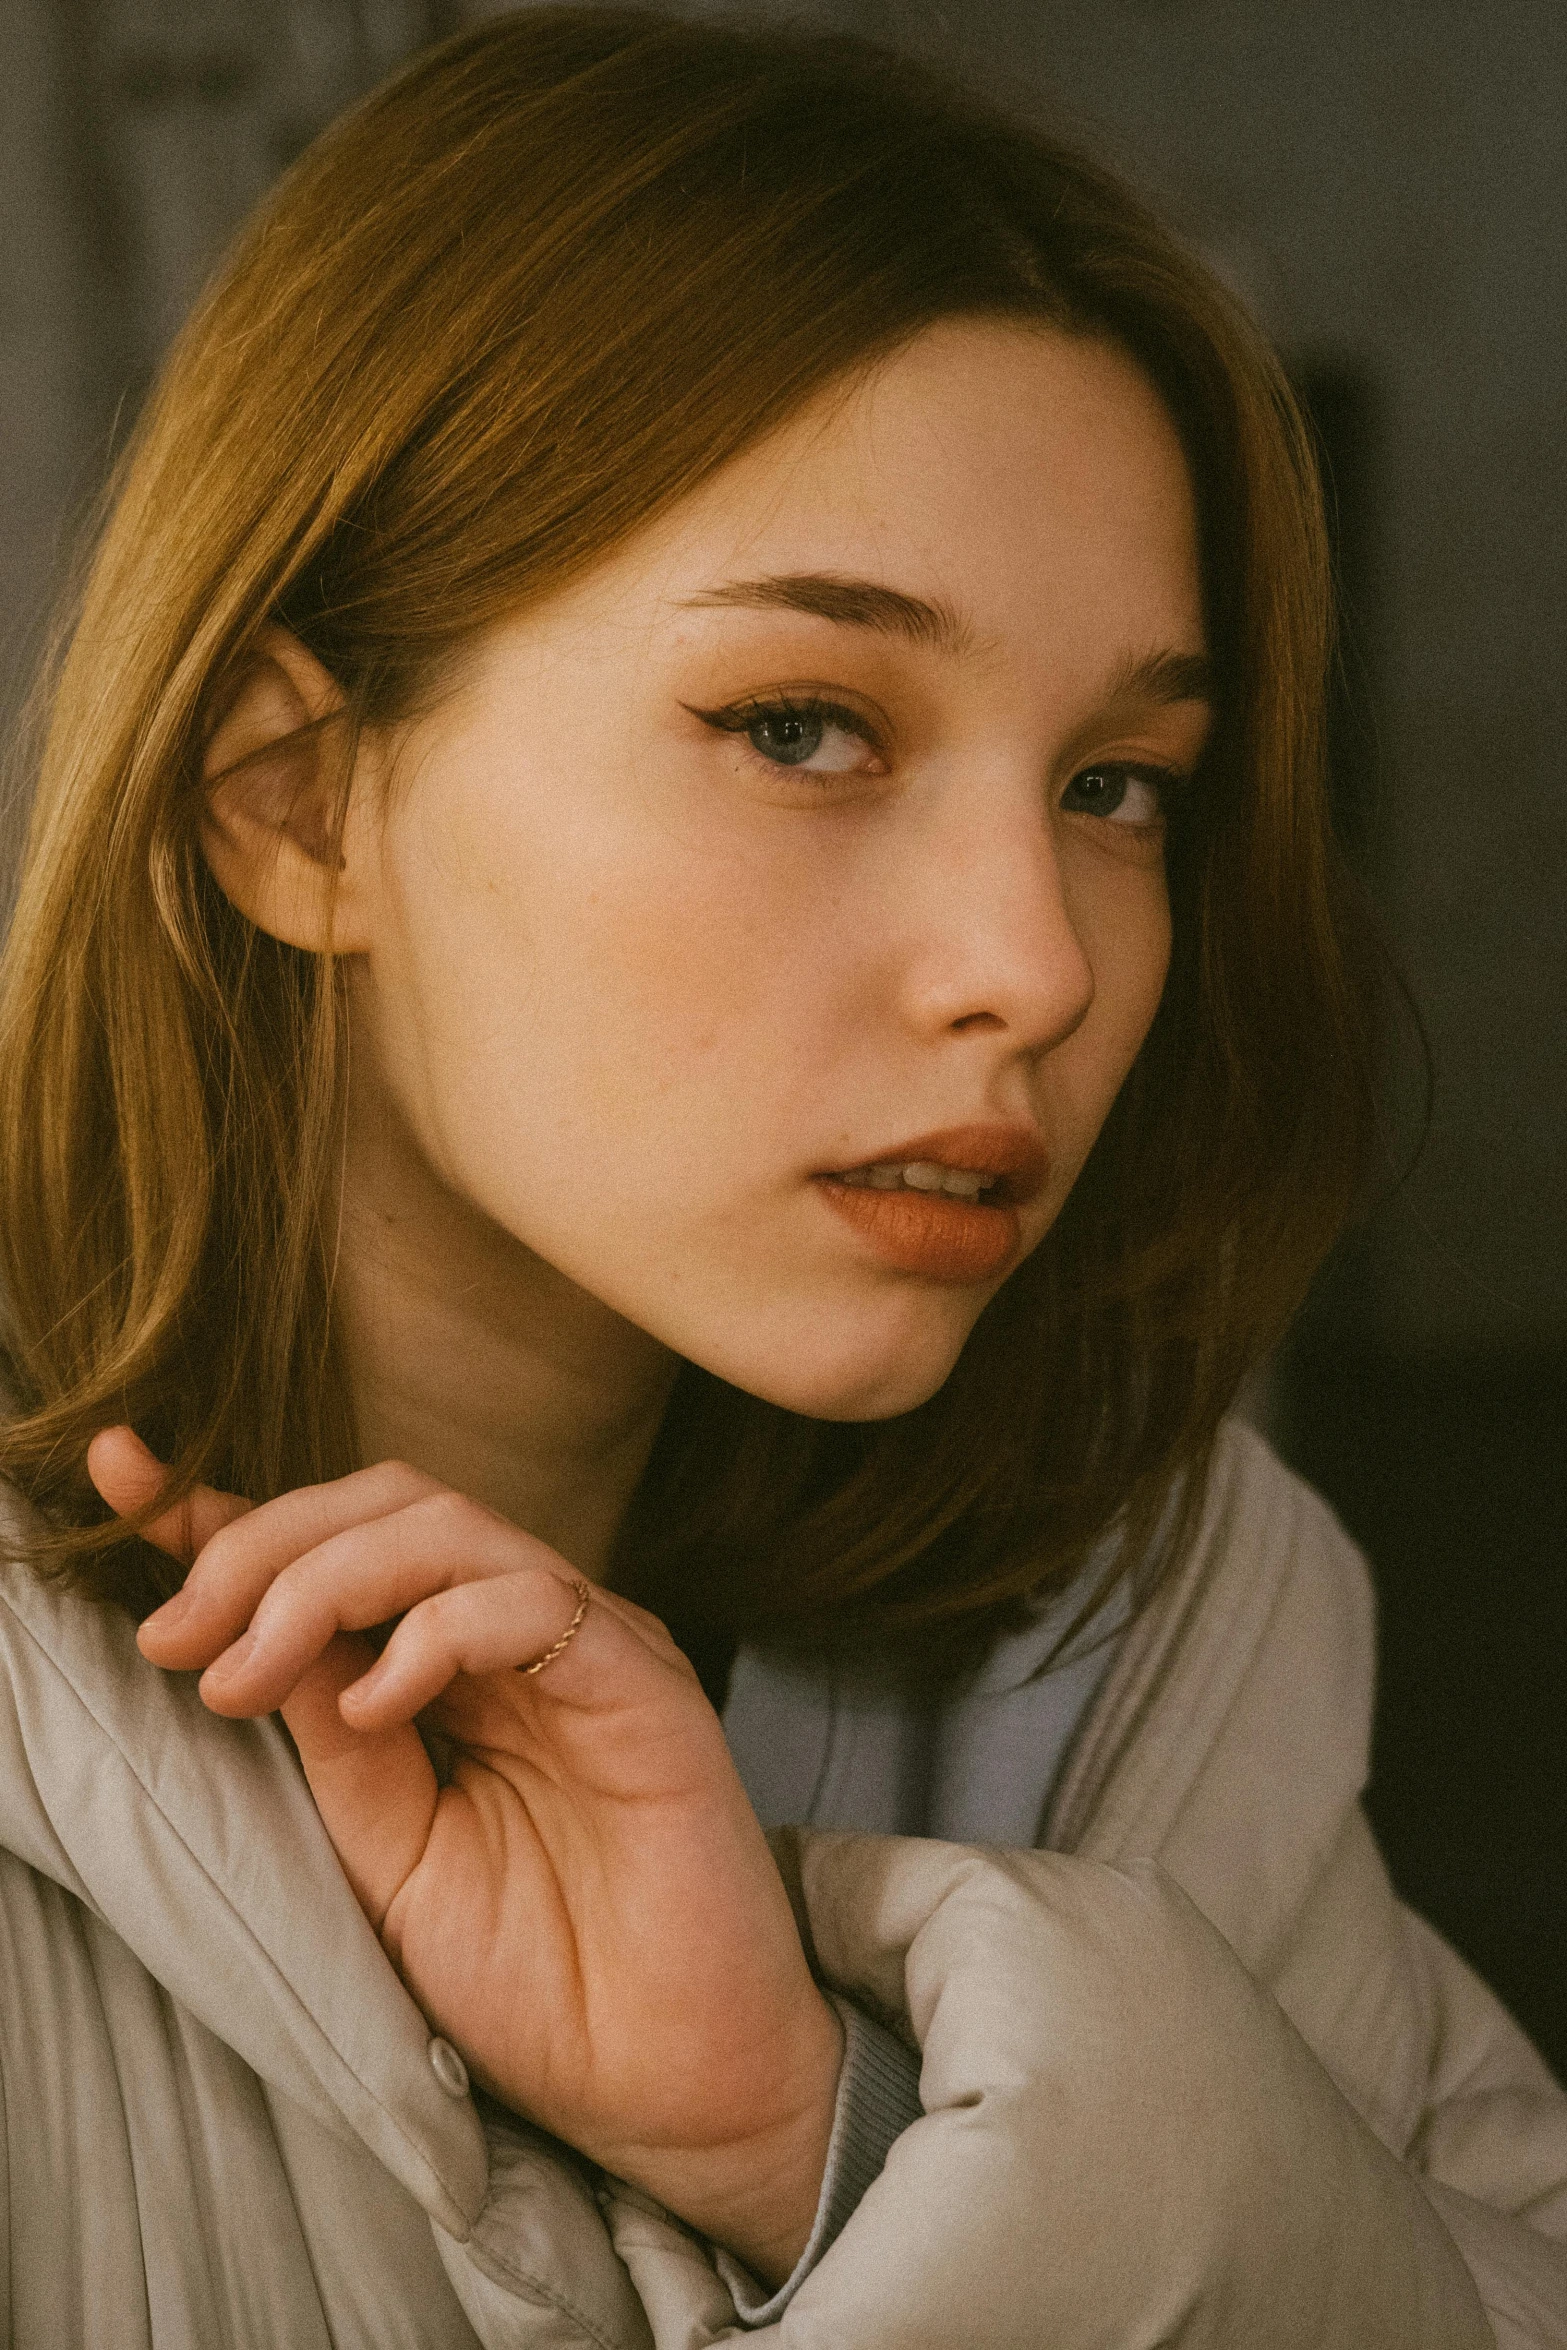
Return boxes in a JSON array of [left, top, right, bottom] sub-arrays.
[[713, 1992, 924, 2327]]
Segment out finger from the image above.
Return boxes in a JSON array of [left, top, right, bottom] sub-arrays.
[[191, 1492, 580, 1708], [139, 1458, 449, 1669], [277, 1633, 439, 1931], [88, 1425, 252, 1568], [336, 1569, 597, 1728]]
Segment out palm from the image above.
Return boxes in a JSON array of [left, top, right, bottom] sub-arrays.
[[362, 1641, 821, 2164]]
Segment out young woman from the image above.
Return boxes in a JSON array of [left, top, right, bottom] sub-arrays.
[[0, 10, 1561, 2345]]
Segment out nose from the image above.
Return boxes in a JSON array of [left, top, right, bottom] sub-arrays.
[[896, 782, 1096, 1054]]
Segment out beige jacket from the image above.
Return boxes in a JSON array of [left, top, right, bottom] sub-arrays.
[[0, 1422, 1563, 2348]]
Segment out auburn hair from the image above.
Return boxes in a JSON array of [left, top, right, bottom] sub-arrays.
[[0, 7, 1374, 1671]]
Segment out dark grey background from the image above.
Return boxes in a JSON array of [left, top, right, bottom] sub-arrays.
[[4, 0, 1564, 2060]]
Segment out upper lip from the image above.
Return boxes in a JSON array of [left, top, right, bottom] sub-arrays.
[[821, 1122, 1050, 1206]]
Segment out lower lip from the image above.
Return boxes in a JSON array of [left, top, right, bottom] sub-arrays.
[[814, 1178, 1023, 1282]]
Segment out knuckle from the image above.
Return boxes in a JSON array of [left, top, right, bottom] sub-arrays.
[[362, 1459, 439, 1507], [419, 1582, 463, 1627], [394, 1589, 460, 1663], [413, 1577, 466, 1629], [417, 1488, 477, 1536], [249, 1558, 319, 1636], [188, 1513, 246, 1584], [407, 1487, 508, 1559]]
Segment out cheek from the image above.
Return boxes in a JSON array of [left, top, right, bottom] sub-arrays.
[[1096, 866, 1172, 1066], [375, 767, 841, 1186], [1116, 872, 1173, 1043], [1052, 863, 1172, 1154]]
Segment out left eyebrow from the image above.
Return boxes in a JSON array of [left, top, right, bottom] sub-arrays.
[[680, 572, 974, 657], [1107, 647, 1215, 707]]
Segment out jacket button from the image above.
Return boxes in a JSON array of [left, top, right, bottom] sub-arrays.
[[428, 2037, 470, 2099]]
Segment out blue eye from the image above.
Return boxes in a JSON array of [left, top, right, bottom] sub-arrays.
[[690, 694, 882, 776], [1061, 764, 1169, 823], [747, 707, 825, 766]]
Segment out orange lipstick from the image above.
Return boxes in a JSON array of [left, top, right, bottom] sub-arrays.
[[813, 1123, 1048, 1284]]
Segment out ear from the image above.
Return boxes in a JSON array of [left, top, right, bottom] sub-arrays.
[[199, 624, 375, 954]]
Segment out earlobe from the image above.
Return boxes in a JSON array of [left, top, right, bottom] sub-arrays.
[[199, 625, 373, 954]]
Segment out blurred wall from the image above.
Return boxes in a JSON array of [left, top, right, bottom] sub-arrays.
[[0, 0, 449, 852], [3, 0, 1564, 2051]]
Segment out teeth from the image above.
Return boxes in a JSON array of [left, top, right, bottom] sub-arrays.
[[838, 1160, 998, 1201]]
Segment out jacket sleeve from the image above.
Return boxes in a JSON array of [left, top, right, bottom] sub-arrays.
[[599, 1828, 1497, 2348], [1040, 1424, 1567, 2349], [1261, 1800, 1567, 2350], [710, 1995, 924, 2327]]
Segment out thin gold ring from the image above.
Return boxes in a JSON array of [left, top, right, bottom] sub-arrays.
[[518, 1576, 592, 1677]]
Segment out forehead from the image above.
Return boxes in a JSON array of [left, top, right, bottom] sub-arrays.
[[629, 317, 1206, 665]]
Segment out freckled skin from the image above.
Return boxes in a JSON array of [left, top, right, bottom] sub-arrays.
[[336, 319, 1210, 1435]]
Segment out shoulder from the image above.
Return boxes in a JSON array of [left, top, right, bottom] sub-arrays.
[[1047, 1419, 1378, 1963], [0, 1471, 147, 1731], [0, 1472, 182, 1888], [1206, 1411, 1373, 1609], [0, 1473, 316, 1911], [1186, 1415, 1377, 1710], [1068, 1415, 1379, 1800]]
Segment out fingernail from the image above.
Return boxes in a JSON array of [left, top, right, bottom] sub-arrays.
[[202, 1629, 258, 1685], [340, 1664, 385, 1713], [145, 1588, 194, 1631]]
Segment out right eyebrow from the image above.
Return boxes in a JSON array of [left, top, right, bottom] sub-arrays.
[[680, 571, 976, 657], [681, 574, 1217, 713]]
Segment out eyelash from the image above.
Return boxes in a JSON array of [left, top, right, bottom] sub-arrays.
[[692, 692, 1187, 820], [691, 693, 880, 764], [1059, 762, 1185, 827]]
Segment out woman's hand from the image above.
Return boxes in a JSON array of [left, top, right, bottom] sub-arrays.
[[86, 1427, 843, 2286]]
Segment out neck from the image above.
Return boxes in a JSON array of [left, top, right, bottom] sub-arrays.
[[331, 1069, 679, 1584]]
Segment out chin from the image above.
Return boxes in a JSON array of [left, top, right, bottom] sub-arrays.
[[716, 1311, 971, 1423]]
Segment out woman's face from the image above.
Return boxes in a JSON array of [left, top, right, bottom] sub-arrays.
[[346, 318, 1211, 1418]]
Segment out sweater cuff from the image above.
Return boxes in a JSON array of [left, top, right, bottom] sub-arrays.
[[713, 1992, 924, 2327]]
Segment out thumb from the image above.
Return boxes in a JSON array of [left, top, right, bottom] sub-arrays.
[[88, 1425, 253, 1566]]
